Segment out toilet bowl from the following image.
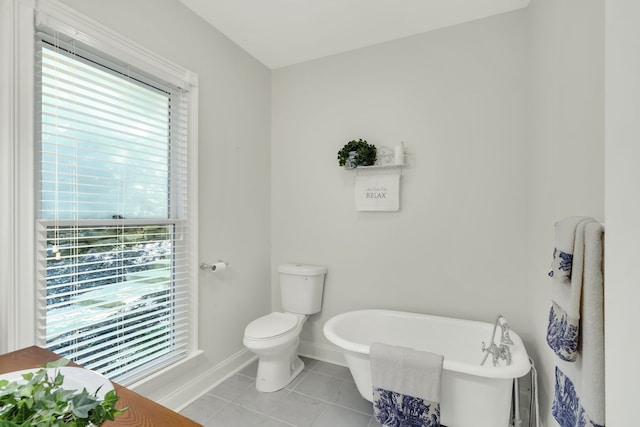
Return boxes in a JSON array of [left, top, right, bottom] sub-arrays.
[[243, 312, 306, 392], [243, 263, 327, 392]]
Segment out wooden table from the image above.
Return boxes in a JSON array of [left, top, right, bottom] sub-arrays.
[[0, 346, 202, 427]]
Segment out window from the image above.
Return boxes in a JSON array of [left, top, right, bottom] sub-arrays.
[[34, 30, 196, 385]]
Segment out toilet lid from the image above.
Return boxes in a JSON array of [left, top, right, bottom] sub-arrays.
[[245, 312, 298, 340]]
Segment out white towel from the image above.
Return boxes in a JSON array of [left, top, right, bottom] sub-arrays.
[[550, 221, 605, 427], [547, 217, 594, 362], [354, 173, 400, 211], [370, 342, 443, 427]]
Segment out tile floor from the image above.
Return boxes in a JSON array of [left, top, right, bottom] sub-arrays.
[[180, 356, 533, 427], [179, 356, 378, 426]]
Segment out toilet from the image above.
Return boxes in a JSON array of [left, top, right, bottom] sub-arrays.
[[243, 263, 327, 392]]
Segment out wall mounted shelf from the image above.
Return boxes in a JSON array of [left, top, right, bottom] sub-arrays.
[[347, 163, 406, 171], [343, 145, 408, 171]]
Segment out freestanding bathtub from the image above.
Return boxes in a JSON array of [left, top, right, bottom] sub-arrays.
[[323, 309, 531, 427]]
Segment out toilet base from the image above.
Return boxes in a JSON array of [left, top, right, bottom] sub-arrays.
[[256, 353, 305, 392]]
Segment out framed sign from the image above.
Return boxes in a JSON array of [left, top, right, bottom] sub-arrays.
[[354, 173, 400, 211]]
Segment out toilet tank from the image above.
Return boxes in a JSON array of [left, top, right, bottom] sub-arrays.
[[279, 264, 327, 314]]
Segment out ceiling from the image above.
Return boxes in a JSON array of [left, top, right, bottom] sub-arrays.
[[177, 0, 531, 69]]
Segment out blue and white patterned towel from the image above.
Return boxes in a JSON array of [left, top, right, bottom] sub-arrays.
[[549, 221, 605, 427], [549, 248, 574, 282], [547, 217, 593, 362], [373, 388, 440, 427], [548, 216, 589, 284], [370, 343, 443, 427], [553, 367, 604, 427]]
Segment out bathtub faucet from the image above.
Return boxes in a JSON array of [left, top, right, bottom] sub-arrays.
[[481, 341, 512, 367], [480, 314, 514, 366]]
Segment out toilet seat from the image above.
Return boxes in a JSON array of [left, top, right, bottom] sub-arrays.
[[245, 312, 299, 340]]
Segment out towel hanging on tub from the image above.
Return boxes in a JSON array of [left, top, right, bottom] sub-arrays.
[[370, 342, 443, 427]]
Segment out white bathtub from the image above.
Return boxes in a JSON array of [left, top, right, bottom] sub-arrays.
[[323, 309, 531, 427]]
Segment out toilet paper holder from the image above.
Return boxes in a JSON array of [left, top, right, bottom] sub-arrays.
[[199, 260, 229, 271]]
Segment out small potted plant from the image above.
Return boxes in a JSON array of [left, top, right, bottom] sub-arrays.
[[337, 139, 377, 168]]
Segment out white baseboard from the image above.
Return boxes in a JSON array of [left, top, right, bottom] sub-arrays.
[[132, 348, 257, 411]]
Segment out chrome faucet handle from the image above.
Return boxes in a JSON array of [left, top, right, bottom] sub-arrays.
[[501, 328, 514, 345], [497, 315, 514, 345]]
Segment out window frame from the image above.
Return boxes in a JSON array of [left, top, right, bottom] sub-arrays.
[[1, 0, 199, 373]]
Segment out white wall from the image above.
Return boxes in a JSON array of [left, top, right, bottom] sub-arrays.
[[45, 0, 272, 407], [272, 3, 605, 426], [604, 1, 640, 424], [527, 1, 604, 425], [272, 10, 530, 356]]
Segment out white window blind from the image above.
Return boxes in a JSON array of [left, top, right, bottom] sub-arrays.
[[35, 31, 194, 385]]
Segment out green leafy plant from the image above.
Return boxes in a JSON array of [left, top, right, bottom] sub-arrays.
[[337, 139, 377, 167], [0, 358, 126, 427]]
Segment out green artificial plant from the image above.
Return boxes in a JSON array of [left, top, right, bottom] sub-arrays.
[[337, 139, 377, 168]]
